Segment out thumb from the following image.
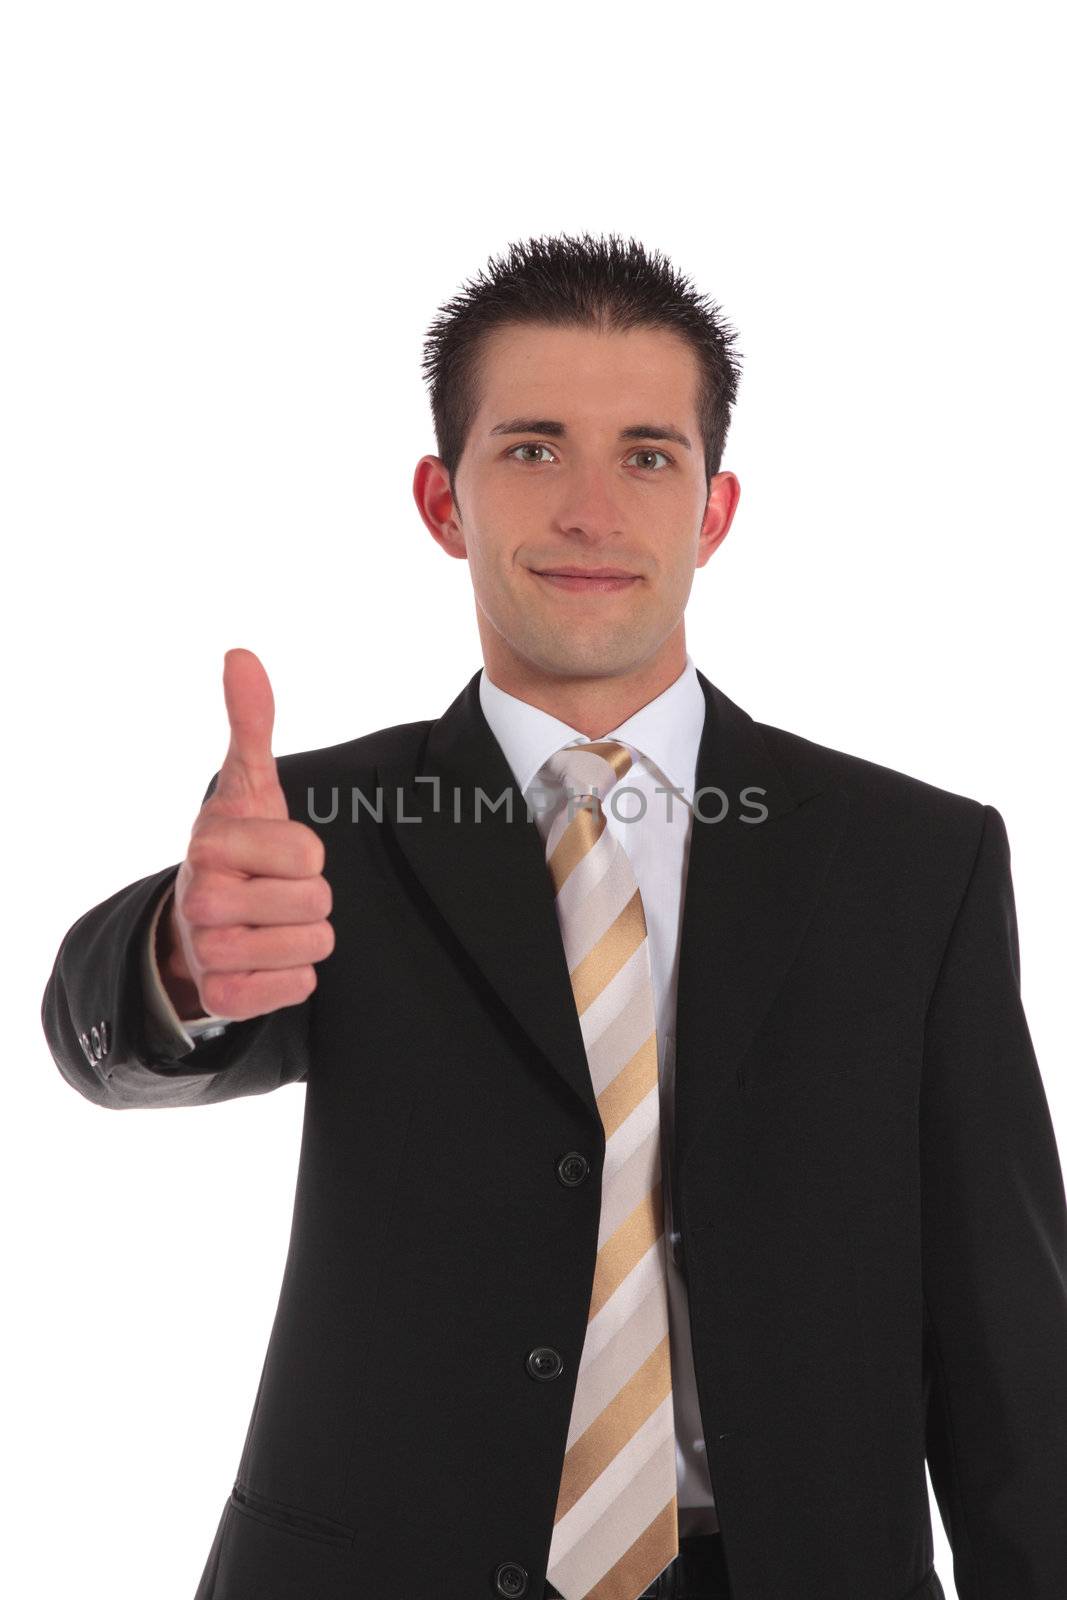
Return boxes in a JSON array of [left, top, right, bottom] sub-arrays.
[[212, 648, 289, 818]]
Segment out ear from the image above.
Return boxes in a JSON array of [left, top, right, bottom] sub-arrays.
[[412, 455, 468, 559], [696, 472, 741, 567]]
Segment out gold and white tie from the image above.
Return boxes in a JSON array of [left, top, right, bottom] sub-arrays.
[[539, 740, 679, 1600]]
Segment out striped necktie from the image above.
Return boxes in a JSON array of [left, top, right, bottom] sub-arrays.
[[539, 739, 679, 1600]]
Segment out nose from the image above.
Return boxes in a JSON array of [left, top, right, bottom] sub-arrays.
[[553, 466, 626, 543]]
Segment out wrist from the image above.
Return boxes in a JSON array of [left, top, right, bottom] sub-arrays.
[[156, 898, 203, 1021]]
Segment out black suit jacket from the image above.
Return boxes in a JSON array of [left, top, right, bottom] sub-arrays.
[[42, 666, 1067, 1600]]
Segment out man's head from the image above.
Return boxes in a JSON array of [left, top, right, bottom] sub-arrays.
[[414, 233, 743, 694]]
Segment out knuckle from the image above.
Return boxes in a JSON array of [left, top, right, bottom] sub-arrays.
[[200, 973, 243, 1015], [294, 822, 326, 874], [194, 924, 241, 967], [182, 889, 220, 926], [185, 830, 220, 870]]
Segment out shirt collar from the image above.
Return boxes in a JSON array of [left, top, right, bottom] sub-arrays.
[[477, 651, 706, 807]]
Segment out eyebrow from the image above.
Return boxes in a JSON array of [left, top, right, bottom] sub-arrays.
[[489, 417, 692, 451]]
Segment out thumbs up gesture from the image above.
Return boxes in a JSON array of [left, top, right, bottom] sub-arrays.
[[159, 650, 334, 1023]]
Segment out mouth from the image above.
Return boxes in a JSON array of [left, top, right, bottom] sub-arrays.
[[530, 566, 641, 594]]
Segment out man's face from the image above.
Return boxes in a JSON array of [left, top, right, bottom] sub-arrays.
[[416, 321, 738, 683]]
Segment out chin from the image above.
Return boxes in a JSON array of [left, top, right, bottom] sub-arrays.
[[527, 633, 649, 679]]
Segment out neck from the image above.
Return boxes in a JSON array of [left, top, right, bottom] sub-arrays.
[[481, 635, 688, 739]]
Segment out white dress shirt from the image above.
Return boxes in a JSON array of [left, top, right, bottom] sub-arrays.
[[141, 652, 718, 1533]]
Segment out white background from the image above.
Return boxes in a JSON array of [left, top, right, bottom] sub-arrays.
[[4, 3, 1064, 1596]]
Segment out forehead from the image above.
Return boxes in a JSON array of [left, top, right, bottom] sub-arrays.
[[473, 321, 700, 423]]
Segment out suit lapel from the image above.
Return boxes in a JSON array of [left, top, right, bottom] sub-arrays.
[[377, 669, 601, 1122], [672, 674, 850, 1187], [376, 666, 850, 1166]]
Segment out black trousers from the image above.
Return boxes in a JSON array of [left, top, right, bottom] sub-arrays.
[[543, 1532, 730, 1599]]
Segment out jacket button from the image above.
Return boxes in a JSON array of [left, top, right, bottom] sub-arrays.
[[99, 1019, 110, 1055], [526, 1346, 563, 1381], [493, 1560, 529, 1596], [556, 1151, 590, 1186], [90, 1026, 103, 1059]]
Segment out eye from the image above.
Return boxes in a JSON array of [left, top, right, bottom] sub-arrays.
[[506, 443, 673, 471], [506, 442, 559, 465], [625, 448, 672, 471]]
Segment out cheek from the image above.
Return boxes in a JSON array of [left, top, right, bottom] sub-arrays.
[[466, 538, 518, 603], [652, 551, 699, 610], [472, 537, 510, 577]]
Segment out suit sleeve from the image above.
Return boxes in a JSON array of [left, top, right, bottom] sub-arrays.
[[40, 768, 311, 1110], [920, 803, 1067, 1598]]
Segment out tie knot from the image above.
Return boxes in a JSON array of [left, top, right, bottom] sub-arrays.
[[540, 739, 635, 801]]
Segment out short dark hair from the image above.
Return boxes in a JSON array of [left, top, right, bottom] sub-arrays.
[[420, 231, 744, 518]]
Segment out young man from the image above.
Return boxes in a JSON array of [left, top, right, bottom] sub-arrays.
[[42, 233, 1067, 1600]]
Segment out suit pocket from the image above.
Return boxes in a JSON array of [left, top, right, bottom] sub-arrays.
[[228, 1479, 355, 1548]]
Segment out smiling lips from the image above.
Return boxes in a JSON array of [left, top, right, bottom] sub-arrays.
[[532, 566, 640, 593]]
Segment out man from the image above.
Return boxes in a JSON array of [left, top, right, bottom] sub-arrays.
[[42, 232, 1067, 1600]]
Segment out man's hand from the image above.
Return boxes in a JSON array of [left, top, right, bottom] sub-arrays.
[[158, 648, 334, 1023]]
